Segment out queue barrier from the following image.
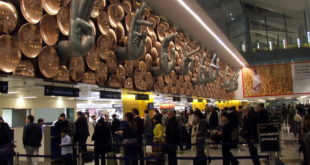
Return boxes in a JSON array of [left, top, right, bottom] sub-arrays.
[[13, 141, 271, 165]]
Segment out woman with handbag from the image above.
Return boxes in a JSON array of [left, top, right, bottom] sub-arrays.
[[152, 115, 165, 153]]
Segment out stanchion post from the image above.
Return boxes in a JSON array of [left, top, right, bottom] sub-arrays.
[[206, 142, 209, 165], [15, 152, 19, 165], [268, 152, 276, 165], [78, 153, 83, 165]]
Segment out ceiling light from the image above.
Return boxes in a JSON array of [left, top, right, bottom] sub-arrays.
[[177, 0, 245, 67], [67, 98, 75, 100], [8, 91, 18, 94], [23, 96, 37, 99], [51, 95, 55, 98]]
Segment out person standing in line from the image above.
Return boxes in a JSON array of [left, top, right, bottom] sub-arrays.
[[74, 111, 90, 153], [37, 118, 45, 134], [242, 106, 260, 165], [144, 110, 153, 144], [54, 113, 71, 156], [23, 115, 42, 165], [256, 103, 269, 124], [217, 113, 239, 165], [0, 117, 12, 165], [165, 110, 180, 165], [60, 129, 73, 165], [132, 108, 145, 165], [120, 112, 138, 165], [92, 117, 112, 165], [193, 111, 207, 158], [206, 106, 219, 130]]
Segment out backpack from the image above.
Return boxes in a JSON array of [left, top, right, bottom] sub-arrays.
[[231, 127, 239, 142], [68, 121, 76, 137]]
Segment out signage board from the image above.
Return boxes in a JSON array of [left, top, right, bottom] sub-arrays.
[[135, 94, 149, 100], [173, 97, 181, 102], [44, 85, 79, 97], [187, 98, 193, 102], [0, 81, 8, 93], [258, 123, 280, 152], [100, 91, 121, 99], [198, 99, 203, 102]]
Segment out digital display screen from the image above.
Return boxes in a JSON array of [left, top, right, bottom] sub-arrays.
[[44, 85, 79, 97], [0, 81, 8, 94], [135, 94, 149, 100], [100, 91, 121, 99]]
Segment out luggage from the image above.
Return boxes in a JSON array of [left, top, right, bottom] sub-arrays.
[[107, 152, 118, 165], [82, 151, 94, 163], [276, 157, 285, 165], [146, 153, 164, 165], [193, 155, 207, 165]]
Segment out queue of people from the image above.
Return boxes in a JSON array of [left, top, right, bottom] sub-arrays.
[[0, 103, 310, 165]]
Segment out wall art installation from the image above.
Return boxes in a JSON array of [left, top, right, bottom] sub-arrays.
[[0, 0, 238, 99]]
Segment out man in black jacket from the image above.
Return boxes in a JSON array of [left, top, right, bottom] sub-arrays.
[[166, 110, 180, 165], [132, 108, 144, 165], [218, 113, 239, 165], [74, 112, 90, 153], [0, 117, 12, 165], [206, 106, 219, 130], [257, 103, 269, 124], [242, 106, 260, 165], [23, 115, 42, 165], [54, 113, 70, 156]]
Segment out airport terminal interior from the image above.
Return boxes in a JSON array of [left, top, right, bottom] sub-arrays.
[[1, 0, 310, 165]]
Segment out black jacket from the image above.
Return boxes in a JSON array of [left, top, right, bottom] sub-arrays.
[[243, 110, 259, 141], [166, 117, 180, 144], [74, 117, 90, 139], [92, 122, 112, 151], [110, 118, 120, 133], [134, 116, 144, 137], [258, 109, 269, 124], [207, 111, 219, 129], [0, 122, 11, 146], [23, 123, 42, 147], [221, 121, 234, 143], [54, 119, 69, 136]]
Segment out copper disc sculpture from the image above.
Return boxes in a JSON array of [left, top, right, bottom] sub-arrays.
[[95, 62, 108, 86], [57, 5, 70, 36], [69, 56, 85, 82], [42, 0, 61, 15], [0, 35, 21, 73], [18, 23, 43, 58], [38, 46, 60, 78], [53, 65, 71, 81], [40, 14, 59, 46], [13, 60, 35, 77], [20, 0, 43, 24], [0, 1, 18, 34]]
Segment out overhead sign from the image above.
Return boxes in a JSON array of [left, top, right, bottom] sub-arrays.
[[100, 91, 121, 99], [135, 94, 149, 100], [173, 97, 181, 102], [187, 98, 193, 102], [0, 81, 8, 93], [198, 99, 203, 102], [44, 85, 79, 97], [258, 123, 280, 152]]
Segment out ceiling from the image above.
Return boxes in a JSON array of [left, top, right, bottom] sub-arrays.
[[144, 0, 248, 68]]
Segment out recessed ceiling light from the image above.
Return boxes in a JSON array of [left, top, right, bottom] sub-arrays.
[[177, 0, 246, 67], [23, 96, 37, 99], [8, 91, 18, 94]]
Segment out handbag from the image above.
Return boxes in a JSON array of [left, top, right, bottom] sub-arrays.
[[152, 141, 163, 153], [0, 142, 14, 157]]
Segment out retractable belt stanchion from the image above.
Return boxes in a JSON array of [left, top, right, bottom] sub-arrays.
[[268, 152, 276, 165], [14, 152, 19, 165]]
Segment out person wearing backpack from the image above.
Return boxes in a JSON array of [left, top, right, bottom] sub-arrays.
[[216, 113, 239, 165]]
